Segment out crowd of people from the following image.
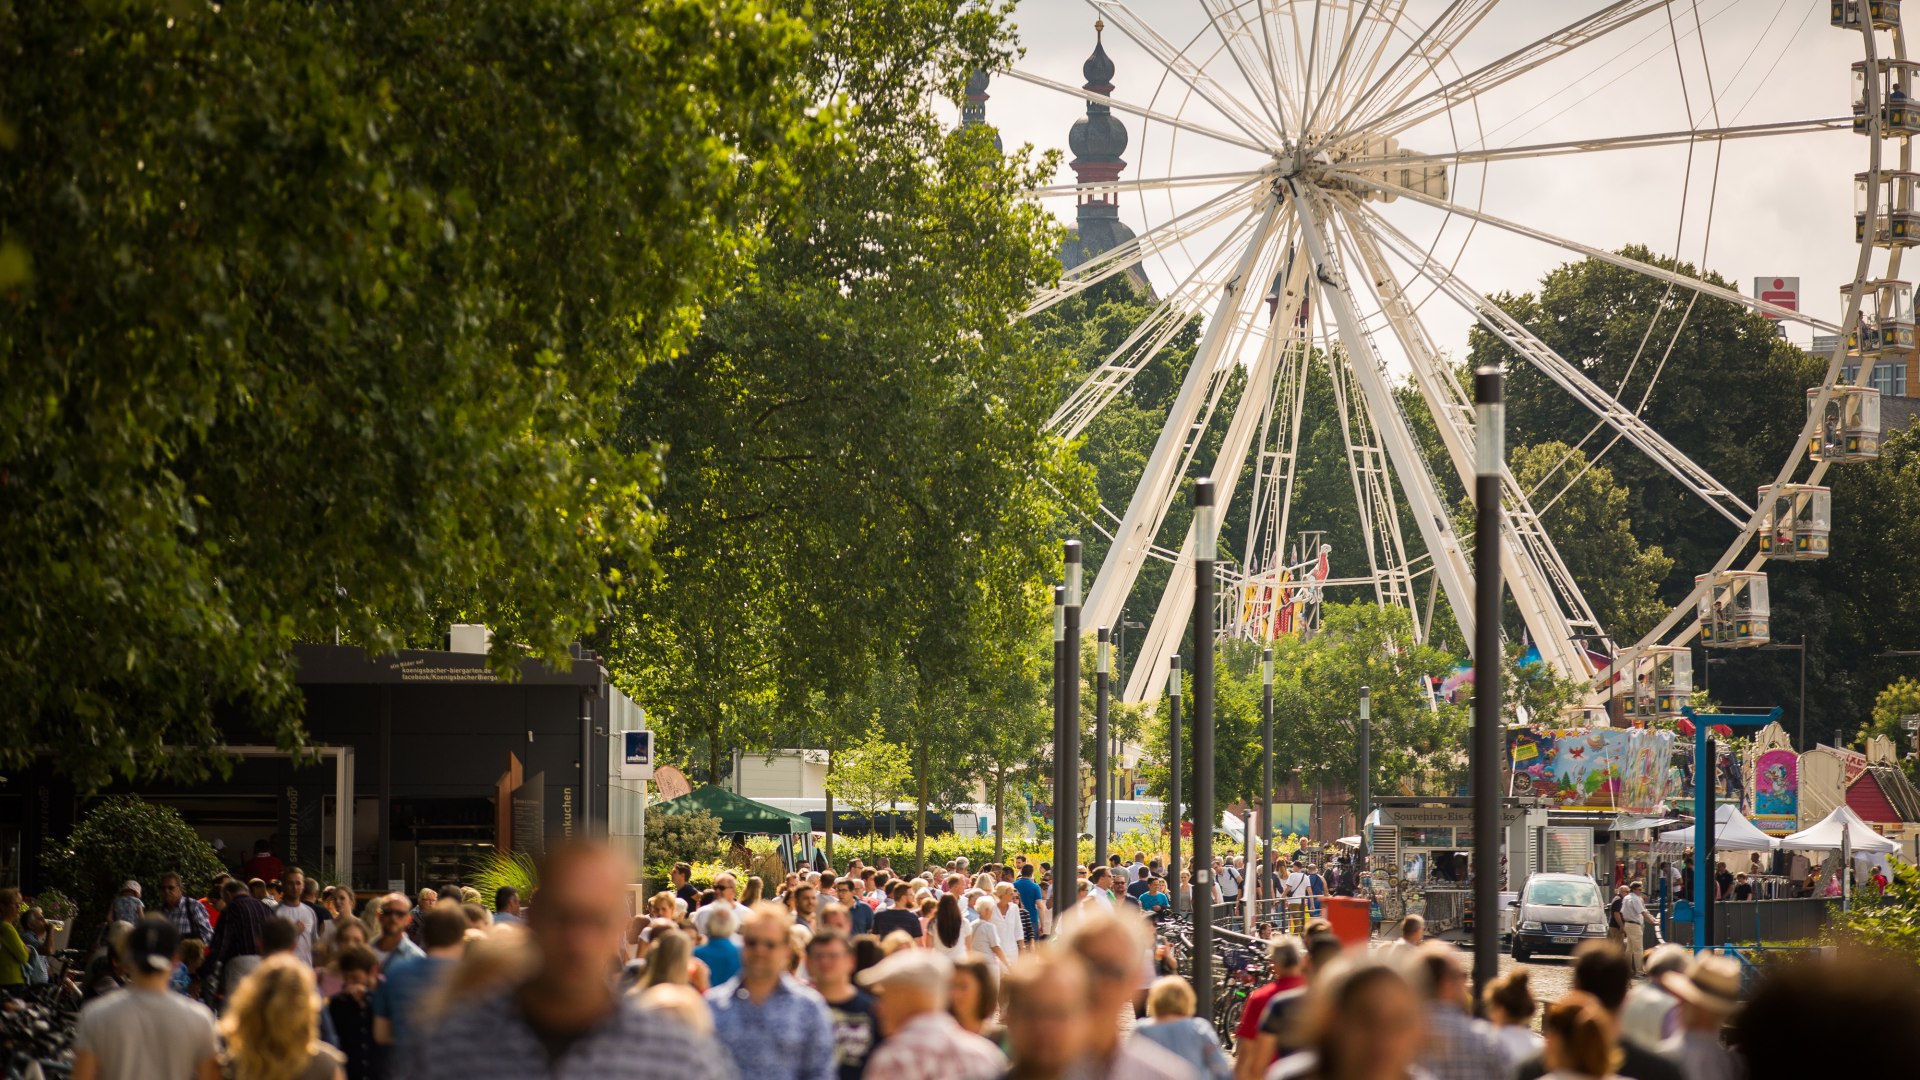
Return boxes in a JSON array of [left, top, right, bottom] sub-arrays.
[[16, 839, 1920, 1079]]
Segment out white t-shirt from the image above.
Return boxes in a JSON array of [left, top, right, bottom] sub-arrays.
[[992, 902, 1023, 954], [277, 900, 318, 965], [1620, 892, 1650, 926], [1283, 871, 1308, 898], [74, 987, 219, 1080], [967, 919, 1004, 969], [691, 899, 738, 938], [1218, 865, 1241, 898]]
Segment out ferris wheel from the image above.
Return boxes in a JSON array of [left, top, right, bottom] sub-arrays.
[[1012, 0, 1900, 710]]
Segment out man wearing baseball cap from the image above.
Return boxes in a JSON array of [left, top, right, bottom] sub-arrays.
[[71, 916, 220, 1080], [857, 949, 1004, 1079]]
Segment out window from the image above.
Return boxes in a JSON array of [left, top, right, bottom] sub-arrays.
[[1841, 362, 1908, 396], [1525, 879, 1602, 907]]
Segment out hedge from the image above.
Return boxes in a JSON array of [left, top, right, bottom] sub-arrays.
[[639, 829, 1271, 891]]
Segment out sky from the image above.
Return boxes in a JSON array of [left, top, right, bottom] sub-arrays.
[[959, 1, 1870, 360]]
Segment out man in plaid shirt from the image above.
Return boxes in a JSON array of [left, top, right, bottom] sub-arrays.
[[156, 872, 213, 942]]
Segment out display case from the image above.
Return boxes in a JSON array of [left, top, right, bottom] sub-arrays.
[[1697, 572, 1770, 648], [1854, 60, 1920, 136], [1757, 484, 1832, 560], [1834, 0, 1901, 30], [1645, 647, 1693, 717], [1842, 280, 1915, 356], [1808, 384, 1882, 462], [1856, 172, 1920, 247]]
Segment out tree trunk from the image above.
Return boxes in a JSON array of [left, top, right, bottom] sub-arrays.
[[916, 742, 929, 869], [824, 741, 835, 870], [707, 714, 723, 791], [993, 761, 1006, 864]]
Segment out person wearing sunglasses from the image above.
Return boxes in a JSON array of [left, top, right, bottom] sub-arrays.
[[370, 894, 424, 969], [692, 875, 741, 941], [708, 903, 833, 1080]]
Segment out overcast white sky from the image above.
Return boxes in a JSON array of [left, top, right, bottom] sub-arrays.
[[956, 1, 1865, 360]]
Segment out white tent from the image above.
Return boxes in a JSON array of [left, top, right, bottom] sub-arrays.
[[1656, 804, 1778, 852], [1781, 804, 1901, 854]]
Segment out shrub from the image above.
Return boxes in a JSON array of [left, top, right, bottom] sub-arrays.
[[1827, 861, 1920, 959], [466, 850, 539, 911], [645, 809, 723, 868], [40, 795, 225, 923], [640, 859, 732, 898]]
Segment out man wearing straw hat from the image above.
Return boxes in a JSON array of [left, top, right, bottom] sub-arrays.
[[1660, 955, 1743, 1080]]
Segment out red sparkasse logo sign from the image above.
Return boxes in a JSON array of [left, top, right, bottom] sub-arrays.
[[1755, 276, 1798, 320]]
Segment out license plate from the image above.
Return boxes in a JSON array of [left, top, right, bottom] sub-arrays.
[[1551, 936, 1579, 944]]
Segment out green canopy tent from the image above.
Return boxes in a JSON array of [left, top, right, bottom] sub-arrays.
[[654, 786, 818, 870]]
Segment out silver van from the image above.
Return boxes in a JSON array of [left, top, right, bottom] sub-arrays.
[[1510, 873, 1609, 961]]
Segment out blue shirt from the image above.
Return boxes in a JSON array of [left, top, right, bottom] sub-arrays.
[[694, 938, 741, 987], [1014, 877, 1043, 928], [707, 973, 835, 1080], [372, 954, 453, 1054], [1135, 1017, 1231, 1080], [846, 901, 873, 936], [1140, 890, 1171, 912]]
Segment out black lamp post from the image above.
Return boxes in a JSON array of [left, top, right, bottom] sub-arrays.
[[1191, 478, 1218, 1006]]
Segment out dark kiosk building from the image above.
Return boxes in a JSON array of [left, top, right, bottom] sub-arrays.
[[4, 633, 647, 894]]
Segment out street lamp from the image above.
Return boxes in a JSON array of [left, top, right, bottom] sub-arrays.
[[1470, 367, 1503, 1009], [1095, 625, 1111, 871], [1260, 647, 1274, 931], [1168, 654, 1183, 914], [1191, 477, 1218, 1006], [1358, 685, 1371, 860], [1057, 542, 1082, 921], [1754, 638, 1807, 749]]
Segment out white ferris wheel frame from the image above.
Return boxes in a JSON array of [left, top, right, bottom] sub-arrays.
[[1018, 0, 1897, 707]]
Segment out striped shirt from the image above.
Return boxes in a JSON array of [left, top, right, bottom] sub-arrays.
[[397, 987, 732, 1080]]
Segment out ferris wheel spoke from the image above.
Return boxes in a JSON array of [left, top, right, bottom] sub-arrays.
[[1332, 169, 1843, 334], [1085, 0, 1284, 148], [1330, 196, 1607, 668], [1323, 0, 1501, 148], [1352, 200, 1754, 529], [1333, 115, 1852, 169], [1082, 199, 1287, 636], [1025, 169, 1272, 200], [1301, 0, 1381, 142], [1019, 182, 1265, 320], [1003, 67, 1276, 155], [1293, 185, 1478, 646], [1355, 0, 1675, 144], [1197, 0, 1292, 137], [1324, 0, 1410, 140], [1047, 205, 1271, 439]]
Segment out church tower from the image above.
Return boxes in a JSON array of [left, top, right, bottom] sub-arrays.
[[1059, 20, 1148, 291]]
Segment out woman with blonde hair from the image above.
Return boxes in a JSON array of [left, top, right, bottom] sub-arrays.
[[1539, 992, 1624, 1080], [740, 876, 765, 905], [636, 926, 709, 994], [220, 954, 346, 1080]]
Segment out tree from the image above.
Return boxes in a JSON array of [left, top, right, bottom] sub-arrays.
[[1858, 677, 1920, 750], [645, 808, 724, 870], [1468, 247, 1820, 599], [608, 0, 1083, 793], [824, 731, 913, 859], [1508, 442, 1674, 644], [0, 0, 815, 789], [41, 796, 225, 925]]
